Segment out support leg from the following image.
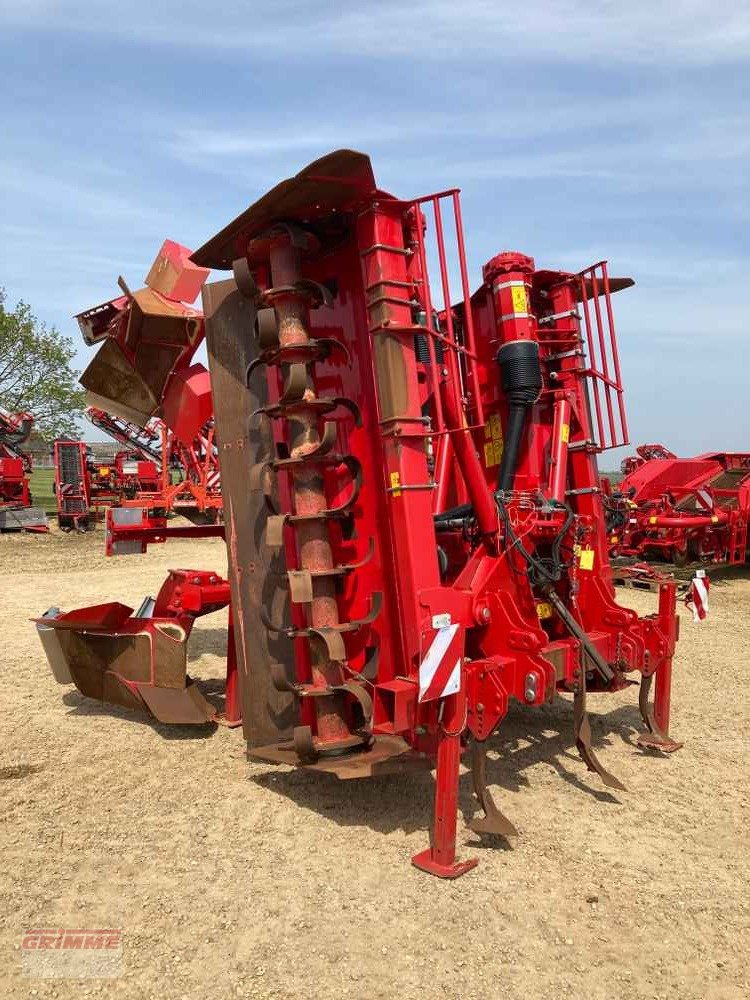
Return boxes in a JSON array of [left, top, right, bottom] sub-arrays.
[[217, 607, 242, 728], [411, 688, 477, 879]]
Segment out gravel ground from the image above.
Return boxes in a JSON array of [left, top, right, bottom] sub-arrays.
[[1, 526, 748, 1000]]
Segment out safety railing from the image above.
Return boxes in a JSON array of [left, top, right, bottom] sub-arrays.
[[578, 261, 629, 451], [408, 190, 485, 428]]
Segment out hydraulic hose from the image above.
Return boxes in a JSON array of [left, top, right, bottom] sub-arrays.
[[495, 340, 543, 491]]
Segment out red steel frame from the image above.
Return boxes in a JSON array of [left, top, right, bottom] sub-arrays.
[[39, 153, 683, 877], [198, 156, 680, 877]]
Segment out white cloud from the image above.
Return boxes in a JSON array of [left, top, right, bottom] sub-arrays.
[[2, 1, 749, 66]]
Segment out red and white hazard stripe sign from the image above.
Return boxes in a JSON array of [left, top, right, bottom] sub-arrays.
[[418, 621, 464, 702], [685, 569, 710, 622]]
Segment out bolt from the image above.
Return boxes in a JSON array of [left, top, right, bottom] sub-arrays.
[[524, 672, 538, 703], [481, 606, 491, 621]]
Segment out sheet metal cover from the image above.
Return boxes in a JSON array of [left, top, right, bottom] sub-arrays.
[[191, 149, 377, 270], [202, 278, 296, 747]]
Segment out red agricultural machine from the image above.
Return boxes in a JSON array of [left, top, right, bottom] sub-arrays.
[[53, 409, 163, 531], [73, 241, 222, 524], [37, 151, 683, 878], [608, 444, 750, 565], [0, 406, 48, 532]]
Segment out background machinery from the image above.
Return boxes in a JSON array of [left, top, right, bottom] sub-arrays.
[[0, 406, 48, 532], [38, 151, 683, 877], [608, 445, 750, 565]]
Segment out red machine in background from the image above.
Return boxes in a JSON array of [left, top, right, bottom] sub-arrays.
[[608, 445, 750, 565], [74, 241, 222, 523], [38, 151, 683, 878], [53, 410, 162, 531], [0, 406, 48, 532]]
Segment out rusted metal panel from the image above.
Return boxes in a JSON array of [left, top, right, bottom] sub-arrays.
[[202, 278, 296, 747]]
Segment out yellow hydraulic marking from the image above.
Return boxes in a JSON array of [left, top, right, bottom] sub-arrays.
[[560, 423, 570, 444], [579, 547, 595, 571], [536, 601, 553, 619], [649, 515, 658, 525], [511, 285, 527, 313], [390, 471, 402, 497]]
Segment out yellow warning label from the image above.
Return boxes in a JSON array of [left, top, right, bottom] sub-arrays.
[[98, 467, 110, 476], [711, 515, 719, 523], [649, 516, 657, 525], [390, 471, 402, 497], [483, 413, 504, 468], [511, 285, 527, 313], [579, 547, 595, 571], [610, 535, 619, 544], [560, 423, 570, 444], [536, 601, 553, 619]]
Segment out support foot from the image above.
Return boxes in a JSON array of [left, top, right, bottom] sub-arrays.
[[411, 848, 478, 879]]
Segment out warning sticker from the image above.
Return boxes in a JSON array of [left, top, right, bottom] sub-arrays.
[[390, 471, 402, 497], [560, 423, 570, 444], [536, 601, 553, 619], [483, 413, 504, 468], [511, 285, 527, 313], [579, 547, 595, 571]]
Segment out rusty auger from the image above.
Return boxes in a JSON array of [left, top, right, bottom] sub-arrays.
[[236, 223, 380, 762]]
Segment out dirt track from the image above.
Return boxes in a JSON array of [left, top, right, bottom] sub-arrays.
[[1, 526, 749, 999]]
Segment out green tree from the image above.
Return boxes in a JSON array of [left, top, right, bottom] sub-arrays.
[[0, 288, 86, 440]]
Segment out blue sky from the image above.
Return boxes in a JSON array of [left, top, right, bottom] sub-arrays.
[[1, 1, 748, 460]]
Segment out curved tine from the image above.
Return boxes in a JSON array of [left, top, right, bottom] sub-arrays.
[[335, 591, 383, 633], [308, 628, 347, 663], [295, 278, 334, 309], [259, 605, 289, 636], [468, 739, 518, 839], [300, 421, 338, 460], [255, 307, 279, 348], [246, 355, 268, 383], [638, 673, 656, 733], [271, 662, 297, 693], [279, 363, 309, 405], [344, 536, 375, 572], [336, 680, 374, 729], [360, 645, 380, 682], [573, 680, 626, 791], [293, 725, 318, 763], [232, 257, 259, 300], [637, 673, 683, 752], [249, 461, 271, 493], [341, 455, 363, 507], [315, 337, 350, 366], [332, 396, 363, 428]]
